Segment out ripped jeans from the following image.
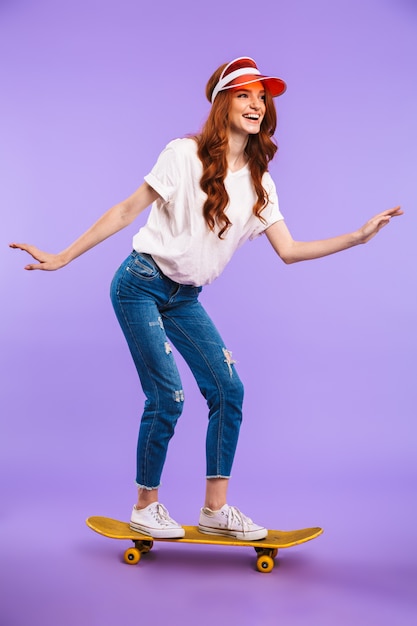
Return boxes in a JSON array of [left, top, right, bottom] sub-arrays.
[[110, 251, 244, 489]]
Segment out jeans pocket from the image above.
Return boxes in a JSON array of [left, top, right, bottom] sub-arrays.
[[126, 253, 160, 281]]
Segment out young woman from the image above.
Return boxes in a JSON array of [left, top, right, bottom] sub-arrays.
[[10, 57, 402, 540]]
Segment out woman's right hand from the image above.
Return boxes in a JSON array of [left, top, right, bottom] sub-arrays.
[[9, 183, 160, 272], [9, 243, 68, 271]]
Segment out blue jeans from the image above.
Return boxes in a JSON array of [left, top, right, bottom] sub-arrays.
[[110, 251, 244, 489]]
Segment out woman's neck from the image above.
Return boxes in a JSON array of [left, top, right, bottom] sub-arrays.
[[227, 133, 248, 172]]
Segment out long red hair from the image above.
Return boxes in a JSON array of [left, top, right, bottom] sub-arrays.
[[194, 63, 278, 239]]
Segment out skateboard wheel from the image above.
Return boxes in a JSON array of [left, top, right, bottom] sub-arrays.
[[124, 547, 141, 565], [257, 555, 274, 573]]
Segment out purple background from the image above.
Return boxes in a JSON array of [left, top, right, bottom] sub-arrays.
[[1, 0, 416, 624]]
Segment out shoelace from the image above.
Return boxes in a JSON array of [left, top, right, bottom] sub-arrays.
[[226, 506, 253, 535], [152, 503, 174, 527]]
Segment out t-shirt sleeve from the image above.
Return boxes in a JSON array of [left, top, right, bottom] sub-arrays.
[[250, 174, 284, 239], [144, 141, 180, 203]]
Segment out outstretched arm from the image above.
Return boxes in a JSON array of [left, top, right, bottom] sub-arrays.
[[265, 206, 403, 264], [10, 182, 159, 270]]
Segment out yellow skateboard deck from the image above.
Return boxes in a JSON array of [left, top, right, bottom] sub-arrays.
[[86, 516, 323, 573]]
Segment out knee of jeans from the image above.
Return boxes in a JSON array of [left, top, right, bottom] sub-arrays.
[[172, 389, 185, 405], [232, 378, 245, 406], [206, 376, 244, 410], [164, 392, 185, 427], [146, 388, 185, 416], [220, 362, 244, 400]]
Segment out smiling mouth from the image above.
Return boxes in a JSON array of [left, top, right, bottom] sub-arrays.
[[243, 114, 260, 121]]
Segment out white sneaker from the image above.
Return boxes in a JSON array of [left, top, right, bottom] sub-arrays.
[[198, 504, 268, 541], [130, 502, 185, 538]]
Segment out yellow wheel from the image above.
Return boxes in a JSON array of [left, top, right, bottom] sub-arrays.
[[124, 547, 141, 565], [257, 554, 274, 573]]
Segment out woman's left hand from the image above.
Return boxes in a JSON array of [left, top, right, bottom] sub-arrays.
[[357, 206, 404, 244]]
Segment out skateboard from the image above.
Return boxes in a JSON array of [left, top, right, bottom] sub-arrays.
[[86, 516, 323, 573]]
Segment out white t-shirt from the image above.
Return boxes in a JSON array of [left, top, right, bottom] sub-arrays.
[[132, 138, 284, 286]]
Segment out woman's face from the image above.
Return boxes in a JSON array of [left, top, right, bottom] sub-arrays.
[[227, 81, 266, 138]]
